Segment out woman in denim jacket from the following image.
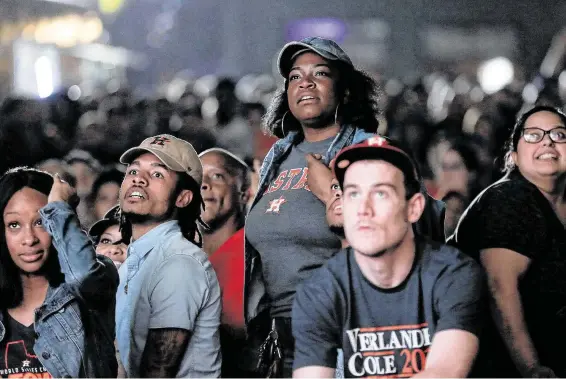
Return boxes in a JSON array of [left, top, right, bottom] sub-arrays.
[[243, 37, 446, 377], [0, 167, 119, 378]]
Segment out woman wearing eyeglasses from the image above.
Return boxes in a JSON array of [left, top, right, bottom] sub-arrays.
[[449, 105, 566, 377]]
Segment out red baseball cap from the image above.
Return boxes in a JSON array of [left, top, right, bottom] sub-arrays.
[[332, 136, 419, 187]]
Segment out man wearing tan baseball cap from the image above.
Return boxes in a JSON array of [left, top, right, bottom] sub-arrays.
[[115, 134, 222, 378], [120, 134, 203, 186]]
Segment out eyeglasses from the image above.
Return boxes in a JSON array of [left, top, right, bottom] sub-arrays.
[[522, 127, 566, 144]]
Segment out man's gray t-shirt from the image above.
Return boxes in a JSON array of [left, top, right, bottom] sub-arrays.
[[116, 221, 222, 377], [246, 136, 341, 318], [293, 239, 486, 377]]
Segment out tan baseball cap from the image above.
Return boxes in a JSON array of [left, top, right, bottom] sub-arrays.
[[120, 134, 203, 186]]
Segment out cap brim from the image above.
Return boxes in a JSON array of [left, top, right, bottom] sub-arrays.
[[198, 147, 249, 169], [103, 204, 120, 220], [119, 147, 186, 172], [333, 147, 417, 187], [88, 219, 118, 240], [277, 41, 340, 78]]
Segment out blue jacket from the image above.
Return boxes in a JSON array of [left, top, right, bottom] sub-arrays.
[[0, 201, 119, 378], [244, 125, 446, 326]]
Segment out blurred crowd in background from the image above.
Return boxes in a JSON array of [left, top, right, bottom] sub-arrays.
[[2, 57, 565, 235], [2, 1, 566, 378]]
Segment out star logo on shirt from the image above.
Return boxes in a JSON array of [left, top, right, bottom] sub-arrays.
[[266, 196, 286, 213], [22, 360, 30, 367], [368, 136, 386, 146]]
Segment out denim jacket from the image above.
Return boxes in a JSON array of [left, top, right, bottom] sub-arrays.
[[244, 124, 446, 327], [244, 125, 374, 327], [0, 201, 119, 378]]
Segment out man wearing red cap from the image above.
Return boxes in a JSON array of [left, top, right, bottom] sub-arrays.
[[292, 137, 486, 378]]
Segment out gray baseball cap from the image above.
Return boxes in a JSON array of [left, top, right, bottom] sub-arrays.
[[277, 36, 353, 78]]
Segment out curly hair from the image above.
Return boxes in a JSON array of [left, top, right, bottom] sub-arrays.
[[502, 105, 566, 174], [176, 174, 208, 247], [263, 60, 381, 138]]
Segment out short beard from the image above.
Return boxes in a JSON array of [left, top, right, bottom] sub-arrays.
[[329, 224, 345, 239], [122, 198, 177, 226]]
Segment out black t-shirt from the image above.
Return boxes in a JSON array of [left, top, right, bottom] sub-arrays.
[[449, 172, 566, 377], [0, 312, 52, 378], [292, 239, 485, 378]]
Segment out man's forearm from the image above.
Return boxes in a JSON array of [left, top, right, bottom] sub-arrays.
[[412, 368, 448, 378], [117, 354, 127, 378], [139, 328, 191, 378], [116, 342, 127, 378], [293, 366, 335, 378]]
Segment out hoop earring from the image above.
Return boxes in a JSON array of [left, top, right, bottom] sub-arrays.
[[281, 111, 289, 136], [334, 103, 341, 126]]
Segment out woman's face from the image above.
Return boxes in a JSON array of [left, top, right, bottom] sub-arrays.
[[286, 52, 340, 127], [3, 187, 52, 274], [514, 111, 566, 179], [95, 224, 127, 266], [94, 182, 120, 220]]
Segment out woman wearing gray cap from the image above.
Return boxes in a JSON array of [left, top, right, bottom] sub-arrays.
[[244, 37, 445, 377]]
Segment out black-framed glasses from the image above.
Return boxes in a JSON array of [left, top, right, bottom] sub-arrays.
[[522, 127, 566, 144]]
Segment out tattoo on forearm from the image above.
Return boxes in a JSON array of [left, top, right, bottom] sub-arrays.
[[139, 328, 191, 378]]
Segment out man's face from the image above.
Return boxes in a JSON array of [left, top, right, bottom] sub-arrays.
[[326, 177, 344, 236], [200, 153, 245, 229], [444, 195, 466, 237], [69, 161, 96, 196], [120, 152, 180, 223], [94, 182, 120, 220], [342, 160, 423, 257], [438, 149, 470, 194]]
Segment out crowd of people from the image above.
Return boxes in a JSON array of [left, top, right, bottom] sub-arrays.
[[0, 35, 564, 379]]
